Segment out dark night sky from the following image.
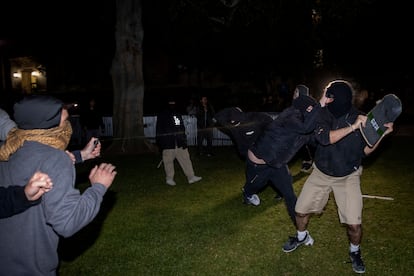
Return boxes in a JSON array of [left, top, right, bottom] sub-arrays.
[[1, 2, 411, 60], [0, 0, 413, 70], [0, 1, 412, 98]]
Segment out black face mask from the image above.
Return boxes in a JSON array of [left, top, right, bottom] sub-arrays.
[[325, 81, 353, 118], [327, 99, 352, 118], [293, 95, 316, 115]]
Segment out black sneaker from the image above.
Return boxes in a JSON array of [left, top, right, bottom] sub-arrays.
[[282, 232, 314, 253], [274, 194, 283, 201], [301, 161, 313, 173], [349, 250, 365, 273]]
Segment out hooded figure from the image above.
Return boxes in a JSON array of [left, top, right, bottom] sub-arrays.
[[242, 94, 321, 222], [293, 84, 310, 99], [214, 107, 273, 159], [250, 94, 319, 168], [325, 80, 354, 118]]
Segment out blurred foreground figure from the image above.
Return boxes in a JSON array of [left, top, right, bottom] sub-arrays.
[[0, 95, 117, 275]]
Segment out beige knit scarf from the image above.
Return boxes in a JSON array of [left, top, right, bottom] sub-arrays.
[[0, 120, 73, 161]]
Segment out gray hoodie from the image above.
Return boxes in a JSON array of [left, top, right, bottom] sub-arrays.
[[0, 142, 107, 275], [0, 108, 17, 143]]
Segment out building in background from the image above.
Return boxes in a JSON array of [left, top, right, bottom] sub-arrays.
[[9, 56, 47, 94]]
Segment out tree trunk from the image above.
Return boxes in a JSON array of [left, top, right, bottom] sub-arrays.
[[108, 0, 157, 154]]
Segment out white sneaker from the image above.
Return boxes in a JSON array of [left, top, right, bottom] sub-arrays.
[[188, 176, 202, 184], [243, 190, 261, 206], [166, 179, 176, 186]]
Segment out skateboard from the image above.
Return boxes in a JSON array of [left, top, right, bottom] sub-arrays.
[[360, 94, 402, 147]]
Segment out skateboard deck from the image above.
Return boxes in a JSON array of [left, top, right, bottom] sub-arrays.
[[360, 94, 402, 147]]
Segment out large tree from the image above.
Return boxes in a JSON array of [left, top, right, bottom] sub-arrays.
[[109, 0, 156, 154]]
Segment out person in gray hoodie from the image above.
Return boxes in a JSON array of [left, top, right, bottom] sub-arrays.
[[0, 107, 102, 219], [0, 95, 117, 275]]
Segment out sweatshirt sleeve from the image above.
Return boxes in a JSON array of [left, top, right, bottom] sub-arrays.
[[0, 108, 17, 142], [41, 151, 108, 238]]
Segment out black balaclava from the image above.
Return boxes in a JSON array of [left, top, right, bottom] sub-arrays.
[[293, 95, 317, 114], [325, 80, 353, 118], [295, 84, 310, 97]]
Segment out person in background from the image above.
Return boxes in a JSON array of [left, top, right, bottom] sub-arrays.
[[282, 80, 394, 274], [196, 95, 216, 157], [292, 84, 315, 173], [186, 97, 198, 117], [80, 97, 104, 144], [156, 98, 202, 186], [0, 95, 117, 275]]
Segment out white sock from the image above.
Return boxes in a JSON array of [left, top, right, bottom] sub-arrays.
[[297, 230, 308, 241], [350, 243, 360, 253]]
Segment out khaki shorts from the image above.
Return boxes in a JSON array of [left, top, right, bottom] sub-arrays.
[[295, 164, 363, 225]]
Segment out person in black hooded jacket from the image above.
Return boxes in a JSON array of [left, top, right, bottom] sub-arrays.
[[242, 94, 324, 226], [156, 99, 202, 186], [282, 80, 395, 274]]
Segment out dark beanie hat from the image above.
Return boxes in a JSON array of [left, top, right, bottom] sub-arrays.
[[325, 80, 353, 118], [295, 84, 310, 97], [293, 95, 317, 113], [14, 95, 63, 130]]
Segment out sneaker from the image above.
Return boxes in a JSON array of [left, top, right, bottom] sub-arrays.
[[166, 179, 176, 186], [188, 176, 202, 184], [349, 250, 365, 274], [282, 232, 314, 253], [274, 194, 283, 201], [301, 161, 313, 173], [242, 189, 260, 206]]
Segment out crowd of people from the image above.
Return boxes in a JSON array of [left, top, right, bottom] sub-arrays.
[[0, 77, 397, 274]]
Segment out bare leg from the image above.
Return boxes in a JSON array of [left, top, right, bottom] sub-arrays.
[[295, 212, 310, 231], [347, 224, 362, 245]]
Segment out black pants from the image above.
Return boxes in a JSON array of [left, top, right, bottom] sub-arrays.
[[197, 128, 213, 154], [243, 158, 297, 225]]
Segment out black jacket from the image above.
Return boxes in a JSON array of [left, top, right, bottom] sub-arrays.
[[196, 104, 215, 129], [250, 104, 321, 168], [214, 107, 274, 158], [0, 186, 39, 218], [156, 109, 188, 150], [313, 106, 367, 177]]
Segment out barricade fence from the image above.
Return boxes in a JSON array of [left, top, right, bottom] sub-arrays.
[[71, 116, 233, 147]]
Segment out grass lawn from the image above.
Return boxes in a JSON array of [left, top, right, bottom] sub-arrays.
[[58, 135, 414, 276]]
